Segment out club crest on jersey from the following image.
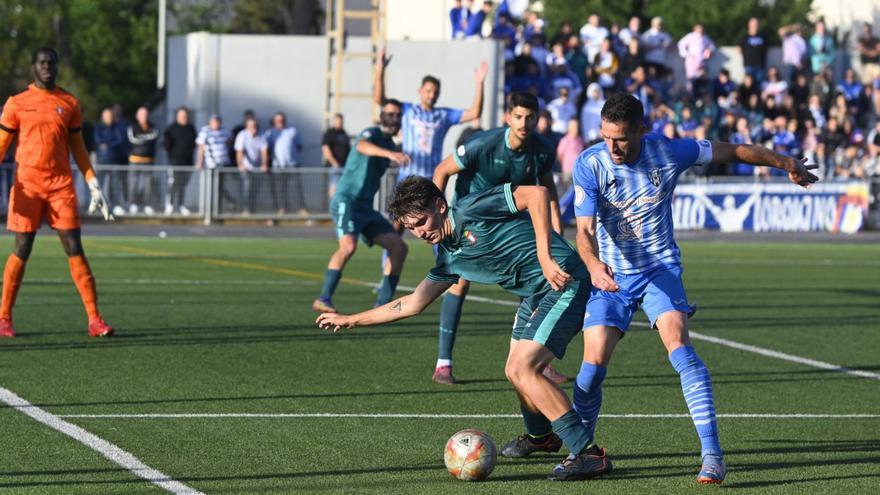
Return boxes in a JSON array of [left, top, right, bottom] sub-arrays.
[[464, 230, 477, 245], [649, 168, 662, 187], [56, 107, 63, 115]]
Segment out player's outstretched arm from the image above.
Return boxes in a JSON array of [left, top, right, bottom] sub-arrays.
[[69, 132, 114, 221], [356, 139, 410, 166], [317, 278, 451, 332], [710, 141, 819, 188], [432, 155, 460, 193], [512, 185, 571, 291], [460, 61, 489, 123], [372, 45, 391, 106], [575, 215, 619, 292]]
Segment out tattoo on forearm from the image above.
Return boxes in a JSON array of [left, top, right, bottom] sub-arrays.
[[389, 301, 402, 313]]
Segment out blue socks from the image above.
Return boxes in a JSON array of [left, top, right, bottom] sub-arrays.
[[319, 269, 341, 301], [375, 274, 400, 306], [438, 293, 465, 360], [669, 345, 722, 457], [573, 362, 607, 441], [551, 409, 591, 455]]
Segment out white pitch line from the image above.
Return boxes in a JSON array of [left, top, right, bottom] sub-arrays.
[[27, 278, 309, 286], [0, 387, 203, 495], [57, 412, 880, 419]]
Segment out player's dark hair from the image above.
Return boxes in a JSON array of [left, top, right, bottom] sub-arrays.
[[421, 75, 441, 88], [601, 93, 644, 128], [381, 98, 403, 110], [388, 176, 446, 220], [31, 46, 58, 64], [506, 91, 539, 113]]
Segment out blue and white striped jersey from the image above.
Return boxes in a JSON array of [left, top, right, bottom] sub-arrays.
[[397, 102, 463, 180], [196, 126, 231, 168], [573, 133, 712, 274]]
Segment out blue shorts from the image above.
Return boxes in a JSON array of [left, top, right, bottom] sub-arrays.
[[512, 280, 590, 359], [583, 264, 695, 331], [331, 198, 395, 247]]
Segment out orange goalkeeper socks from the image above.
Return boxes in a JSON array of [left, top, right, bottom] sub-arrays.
[[0, 253, 26, 320], [68, 255, 100, 321]]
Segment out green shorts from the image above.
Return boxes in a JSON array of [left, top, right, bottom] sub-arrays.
[[511, 280, 589, 359], [331, 198, 395, 247]]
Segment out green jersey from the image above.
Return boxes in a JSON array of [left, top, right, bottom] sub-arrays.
[[452, 127, 555, 201], [427, 184, 588, 298], [334, 126, 396, 206]]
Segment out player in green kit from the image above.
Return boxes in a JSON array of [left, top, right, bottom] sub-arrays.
[[316, 177, 612, 481], [429, 91, 569, 385], [312, 99, 411, 313]]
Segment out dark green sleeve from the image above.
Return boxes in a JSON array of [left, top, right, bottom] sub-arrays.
[[427, 260, 460, 284], [452, 133, 487, 172], [456, 183, 519, 221]]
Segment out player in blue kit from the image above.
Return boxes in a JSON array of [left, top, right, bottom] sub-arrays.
[[317, 177, 611, 481], [312, 99, 411, 313], [429, 91, 569, 385], [571, 94, 819, 484]]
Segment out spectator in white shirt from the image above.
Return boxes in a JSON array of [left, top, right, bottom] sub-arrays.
[[579, 14, 609, 62]]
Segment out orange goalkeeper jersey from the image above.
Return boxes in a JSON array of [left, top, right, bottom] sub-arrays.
[[0, 84, 83, 192]]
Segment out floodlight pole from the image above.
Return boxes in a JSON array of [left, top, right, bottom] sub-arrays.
[[157, 0, 166, 89]]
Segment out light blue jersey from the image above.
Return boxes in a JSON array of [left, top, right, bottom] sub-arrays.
[[398, 102, 464, 180], [573, 133, 712, 274]]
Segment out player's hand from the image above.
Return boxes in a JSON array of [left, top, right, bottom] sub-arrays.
[[787, 157, 820, 189], [86, 177, 114, 221], [387, 151, 411, 166], [377, 45, 392, 68], [474, 61, 489, 83], [587, 260, 619, 292], [539, 258, 572, 291], [316, 313, 355, 332]]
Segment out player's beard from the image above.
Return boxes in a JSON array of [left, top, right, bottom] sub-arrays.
[[380, 114, 401, 135]]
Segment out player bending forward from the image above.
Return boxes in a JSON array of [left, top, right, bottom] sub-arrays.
[[318, 177, 611, 481], [0, 47, 114, 338]]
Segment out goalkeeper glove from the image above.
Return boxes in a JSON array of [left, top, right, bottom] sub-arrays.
[[87, 177, 114, 221]]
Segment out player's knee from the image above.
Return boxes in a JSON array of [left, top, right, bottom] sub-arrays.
[[504, 359, 533, 388], [13, 234, 35, 261]]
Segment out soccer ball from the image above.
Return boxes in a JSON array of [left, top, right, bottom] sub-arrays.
[[443, 429, 497, 481]]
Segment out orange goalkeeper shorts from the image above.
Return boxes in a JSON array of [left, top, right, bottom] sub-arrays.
[[7, 182, 80, 232]]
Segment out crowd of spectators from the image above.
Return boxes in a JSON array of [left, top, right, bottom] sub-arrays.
[[455, 1, 880, 182]]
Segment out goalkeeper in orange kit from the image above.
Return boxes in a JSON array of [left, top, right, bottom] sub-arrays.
[[0, 47, 114, 337]]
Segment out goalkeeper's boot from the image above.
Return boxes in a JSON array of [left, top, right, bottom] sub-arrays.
[[500, 432, 562, 458], [88, 318, 114, 338], [311, 297, 336, 313], [697, 454, 726, 484], [0, 318, 16, 338], [548, 445, 613, 481]]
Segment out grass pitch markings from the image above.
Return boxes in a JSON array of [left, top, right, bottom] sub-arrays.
[[0, 386, 204, 495], [57, 413, 880, 419], [88, 240, 880, 381]]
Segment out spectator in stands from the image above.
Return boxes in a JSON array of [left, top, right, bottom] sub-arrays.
[[837, 68, 863, 105], [162, 106, 197, 215], [196, 114, 236, 209], [729, 117, 754, 176], [265, 112, 304, 216], [464, 0, 492, 38], [822, 117, 847, 177], [450, 0, 472, 39], [593, 37, 620, 92], [94, 107, 127, 217], [580, 82, 604, 142], [641, 16, 673, 77], [712, 69, 735, 99], [536, 109, 559, 149], [556, 118, 584, 191], [234, 116, 268, 215], [739, 73, 760, 104], [677, 106, 698, 138], [321, 113, 350, 200], [126, 106, 159, 215], [761, 66, 789, 104], [626, 66, 654, 116], [546, 55, 582, 103], [618, 16, 641, 47], [619, 37, 644, 83], [228, 109, 255, 166], [790, 72, 811, 114], [678, 24, 716, 97], [565, 34, 590, 87], [739, 17, 767, 84], [522, 9, 544, 42], [858, 23, 880, 85], [809, 20, 835, 75], [493, 12, 517, 46], [551, 21, 573, 47], [808, 94, 827, 129], [779, 23, 808, 81], [579, 14, 608, 62], [547, 87, 577, 135]]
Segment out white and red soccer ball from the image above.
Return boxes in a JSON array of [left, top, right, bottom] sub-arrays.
[[444, 429, 497, 481]]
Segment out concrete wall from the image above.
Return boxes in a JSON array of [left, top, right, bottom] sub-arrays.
[[166, 33, 504, 167]]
